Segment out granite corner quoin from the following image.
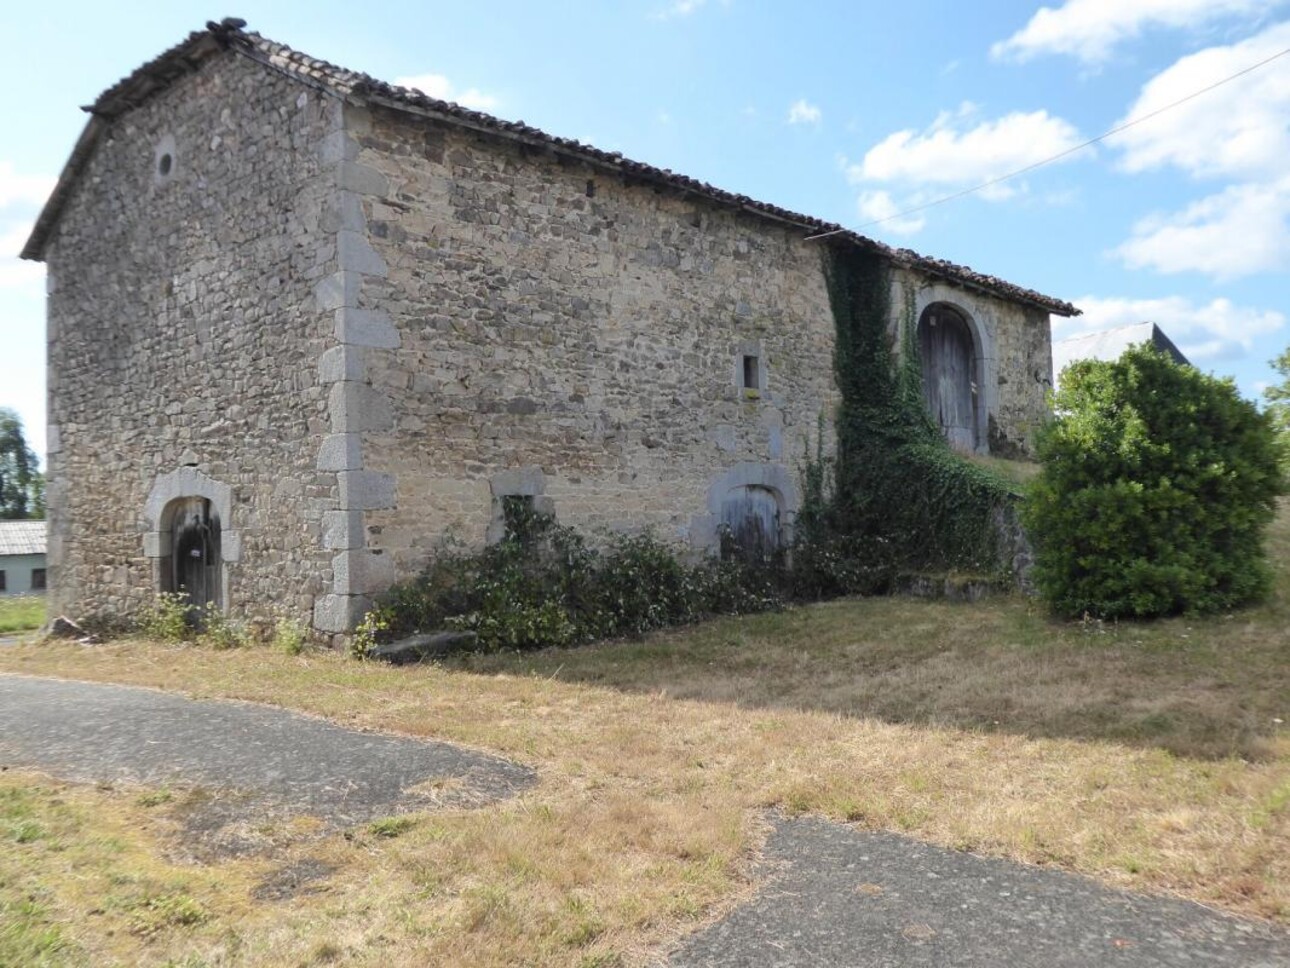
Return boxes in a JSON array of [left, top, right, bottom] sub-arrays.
[[21, 19, 1079, 641]]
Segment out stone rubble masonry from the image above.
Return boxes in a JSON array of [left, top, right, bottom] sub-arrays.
[[45, 52, 340, 633], [43, 46, 1055, 639]]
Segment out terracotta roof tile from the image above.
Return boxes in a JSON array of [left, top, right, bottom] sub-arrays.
[[24, 18, 1079, 317]]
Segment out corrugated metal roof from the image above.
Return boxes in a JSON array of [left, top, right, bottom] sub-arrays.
[[21, 19, 1079, 318], [0, 520, 46, 556]]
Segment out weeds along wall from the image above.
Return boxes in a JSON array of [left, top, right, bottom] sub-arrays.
[[824, 245, 1016, 574]]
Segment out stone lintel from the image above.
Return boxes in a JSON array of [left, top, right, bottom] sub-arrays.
[[489, 466, 547, 497], [144, 467, 234, 530]]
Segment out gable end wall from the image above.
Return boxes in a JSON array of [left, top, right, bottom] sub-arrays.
[[44, 51, 340, 630]]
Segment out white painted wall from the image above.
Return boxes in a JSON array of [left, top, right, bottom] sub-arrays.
[[0, 554, 47, 595]]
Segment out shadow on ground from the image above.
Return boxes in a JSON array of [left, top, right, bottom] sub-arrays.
[[441, 593, 1290, 762]]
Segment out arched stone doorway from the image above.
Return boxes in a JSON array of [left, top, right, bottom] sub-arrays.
[[143, 467, 240, 620], [917, 303, 980, 453], [694, 463, 797, 562]]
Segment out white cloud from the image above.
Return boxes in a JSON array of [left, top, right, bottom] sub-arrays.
[[659, 0, 705, 16], [653, 0, 732, 19], [787, 99, 822, 125], [991, 0, 1282, 64], [856, 190, 926, 235], [1057, 294, 1285, 361], [1111, 20, 1290, 180], [848, 104, 1087, 187], [1105, 23, 1290, 280], [0, 163, 55, 210], [1113, 177, 1290, 279], [392, 73, 500, 112], [839, 105, 1087, 235]]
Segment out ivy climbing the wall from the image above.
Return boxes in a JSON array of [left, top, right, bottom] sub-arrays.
[[823, 245, 1015, 575]]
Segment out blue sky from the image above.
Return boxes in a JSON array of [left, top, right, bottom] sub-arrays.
[[3, 1, 1289, 466]]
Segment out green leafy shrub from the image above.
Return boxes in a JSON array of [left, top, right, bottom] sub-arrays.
[[198, 604, 250, 649], [362, 509, 786, 655], [1023, 345, 1285, 618], [135, 593, 193, 642], [271, 614, 310, 655]]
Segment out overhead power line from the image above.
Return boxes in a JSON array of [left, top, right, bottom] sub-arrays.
[[806, 43, 1290, 241]]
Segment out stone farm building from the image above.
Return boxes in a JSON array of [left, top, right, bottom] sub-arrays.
[[22, 19, 1078, 638]]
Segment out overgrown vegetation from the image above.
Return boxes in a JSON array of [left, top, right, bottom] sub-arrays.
[[133, 593, 313, 652], [362, 248, 1018, 654], [823, 245, 1016, 574], [355, 501, 780, 656], [1025, 345, 1285, 619]]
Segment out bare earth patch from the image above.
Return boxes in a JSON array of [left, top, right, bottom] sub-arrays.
[[2, 506, 1289, 964]]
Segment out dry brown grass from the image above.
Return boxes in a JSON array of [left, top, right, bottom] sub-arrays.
[[2, 507, 1289, 965]]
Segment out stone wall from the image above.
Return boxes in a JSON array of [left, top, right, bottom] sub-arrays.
[[44, 51, 339, 629], [891, 269, 1052, 457], [348, 105, 842, 581]]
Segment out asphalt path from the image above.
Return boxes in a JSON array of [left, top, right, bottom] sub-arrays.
[[668, 816, 1290, 967], [0, 674, 534, 832], [4, 674, 1287, 964]]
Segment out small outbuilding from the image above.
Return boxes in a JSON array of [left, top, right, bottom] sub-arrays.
[[1052, 322, 1190, 391], [0, 520, 47, 596]]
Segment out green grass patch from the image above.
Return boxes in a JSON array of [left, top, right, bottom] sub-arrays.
[[0, 595, 44, 634]]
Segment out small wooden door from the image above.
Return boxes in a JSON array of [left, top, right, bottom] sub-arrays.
[[720, 485, 781, 562], [169, 497, 221, 616], [918, 307, 977, 452]]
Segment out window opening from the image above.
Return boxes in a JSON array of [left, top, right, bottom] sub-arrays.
[[742, 354, 761, 391], [0, 570, 6, 592], [30, 568, 46, 591]]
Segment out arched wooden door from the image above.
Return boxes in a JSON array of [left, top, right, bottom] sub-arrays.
[[720, 485, 781, 562], [918, 305, 978, 452], [164, 497, 222, 618]]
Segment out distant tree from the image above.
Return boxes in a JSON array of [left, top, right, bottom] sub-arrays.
[[1263, 346, 1290, 441], [1024, 345, 1284, 619], [0, 408, 43, 519]]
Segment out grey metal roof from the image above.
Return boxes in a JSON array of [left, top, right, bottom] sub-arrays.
[[21, 18, 1079, 318], [1052, 322, 1190, 388], [0, 520, 46, 556]]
